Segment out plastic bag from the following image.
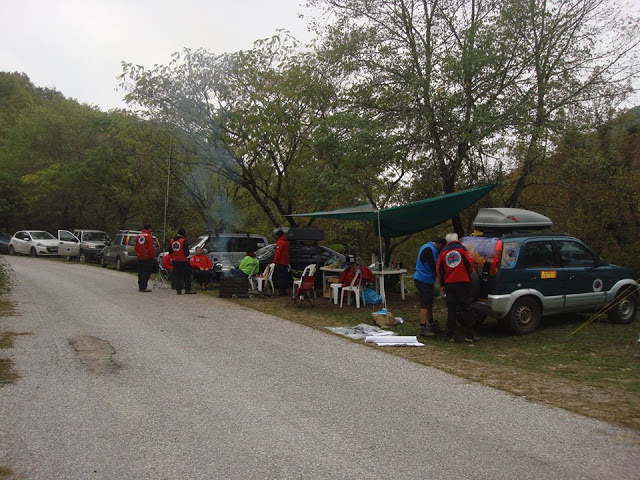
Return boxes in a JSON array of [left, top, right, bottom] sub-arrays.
[[361, 287, 383, 305]]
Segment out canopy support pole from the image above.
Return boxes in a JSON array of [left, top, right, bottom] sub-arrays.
[[377, 210, 387, 310]]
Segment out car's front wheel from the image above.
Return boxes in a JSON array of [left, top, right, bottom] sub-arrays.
[[115, 257, 122, 271], [608, 287, 637, 324], [8, 245, 15, 255], [507, 297, 541, 335], [79, 250, 86, 264], [30, 247, 37, 257]]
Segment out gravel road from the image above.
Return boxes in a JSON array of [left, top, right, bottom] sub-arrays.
[[0, 255, 638, 479]]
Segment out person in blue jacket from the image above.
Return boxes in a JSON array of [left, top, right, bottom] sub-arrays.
[[413, 237, 446, 337]]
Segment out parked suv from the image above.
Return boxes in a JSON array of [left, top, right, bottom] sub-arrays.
[[461, 208, 638, 334], [100, 230, 161, 271], [56, 229, 111, 262], [73, 229, 111, 263], [188, 232, 268, 279]]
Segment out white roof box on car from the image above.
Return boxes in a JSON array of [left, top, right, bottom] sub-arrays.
[[473, 208, 552, 231]]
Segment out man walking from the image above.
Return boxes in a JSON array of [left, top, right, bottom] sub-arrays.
[[134, 225, 155, 293], [436, 233, 479, 342], [413, 237, 446, 337]]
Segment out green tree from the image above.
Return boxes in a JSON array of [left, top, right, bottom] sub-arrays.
[[120, 33, 341, 230], [503, 0, 640, 206], [520, 108, 640, 273], [308, 0, 523, 234]]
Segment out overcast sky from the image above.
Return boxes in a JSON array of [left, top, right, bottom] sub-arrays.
[[0, 0, 314, 111]]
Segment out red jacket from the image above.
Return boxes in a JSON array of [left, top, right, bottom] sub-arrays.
[[170, 237, 188, 262], [437, 241, 475, 285], [190, 254, 213, 271], [134, 229, 155, 260], [162, 253, 173, 271], [273, 235, 290, 265], [338, 265, 374, 287]]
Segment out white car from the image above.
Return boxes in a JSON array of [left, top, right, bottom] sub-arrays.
[[9, 230, 60, 256]]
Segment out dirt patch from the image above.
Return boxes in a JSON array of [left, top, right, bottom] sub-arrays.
[[0, 358, 19, 386], [0, 300, 17, 317], [0, 465, 27, 480], [68, 336, 120, 374]]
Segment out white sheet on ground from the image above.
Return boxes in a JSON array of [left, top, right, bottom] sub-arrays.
[[365, 335, 424, 347], [325, 323, 395, 340]]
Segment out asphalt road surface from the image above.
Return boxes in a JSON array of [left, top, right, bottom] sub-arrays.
[[1, 255, 639, 479]]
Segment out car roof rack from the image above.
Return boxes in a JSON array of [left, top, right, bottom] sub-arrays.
[[473, 208, 553, 232]]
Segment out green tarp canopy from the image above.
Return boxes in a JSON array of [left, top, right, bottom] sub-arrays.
[[289, 184, 496, 238]]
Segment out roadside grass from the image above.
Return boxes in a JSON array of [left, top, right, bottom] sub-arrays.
[[216, 287, 640, 431]]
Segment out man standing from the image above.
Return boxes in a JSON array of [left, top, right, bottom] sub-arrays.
[[413, 237, 446, 337], [170, 228, 195, 295], [134, 225, 155, 293], [436, 233, 479, 342], [272, 230, 290, 296]]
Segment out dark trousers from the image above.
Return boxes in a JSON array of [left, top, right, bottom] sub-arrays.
[[172, 260, 192, 292], [273, 264, 290, 293], [444, 282, 475, 337], [193, 269, 213, 285], [137, 258, 153, 290]]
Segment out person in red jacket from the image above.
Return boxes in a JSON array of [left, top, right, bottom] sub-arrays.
[[170, 228, 195, 295], [436, 232, 479, 342], [189, 246, 213, 290], [134, 225, 156, 292], [272, 229, 290, 296]]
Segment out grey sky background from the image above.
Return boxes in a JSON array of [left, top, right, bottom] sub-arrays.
[[1, 1, 638, 112], [0, 0, 313, 111]]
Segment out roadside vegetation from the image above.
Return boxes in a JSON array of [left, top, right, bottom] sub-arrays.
[[0, 259, 19, 386]]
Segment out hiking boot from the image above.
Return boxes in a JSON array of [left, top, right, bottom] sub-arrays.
[[464, 335, 481, 342], [429, 322, 442, 334], [447, 336, 456, 343], [418, 325, 435, 337], [177, 290, 182, 295], [185, 290, 196, 295]]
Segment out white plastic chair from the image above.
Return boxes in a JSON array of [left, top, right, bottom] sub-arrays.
[[293, 264, 316, 291], [340, 268, 364, 308], [329, 282, 342, 305], [256, 263, 275, 294]]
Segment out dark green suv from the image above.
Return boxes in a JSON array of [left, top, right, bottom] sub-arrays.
[[461, 208, 638, 334]]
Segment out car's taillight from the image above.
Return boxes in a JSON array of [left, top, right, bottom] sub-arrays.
[[489, 239, 502, 276]]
